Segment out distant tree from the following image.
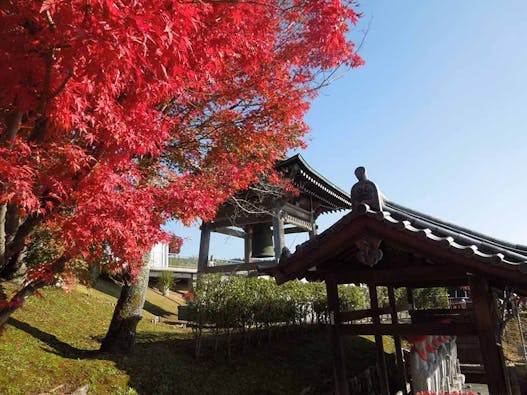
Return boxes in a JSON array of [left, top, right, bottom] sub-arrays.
[[0, 0, 363, 334], [413, 287, 449, 309]]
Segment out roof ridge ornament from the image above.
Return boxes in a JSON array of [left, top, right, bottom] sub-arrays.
[[355, 236, 383, 267], [350, 166, 383, 212]]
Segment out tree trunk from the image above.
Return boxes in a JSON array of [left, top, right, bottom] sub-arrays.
[[99, 262, 150, 353], [0, 281, 45, 328]]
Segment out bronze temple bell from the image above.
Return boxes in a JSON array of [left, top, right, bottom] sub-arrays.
[[251, 223, 275, 258]]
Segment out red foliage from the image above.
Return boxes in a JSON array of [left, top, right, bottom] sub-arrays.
[[168, 235, 183, 254], [0, 1, 362, 284], [182, 291, 195, 302]]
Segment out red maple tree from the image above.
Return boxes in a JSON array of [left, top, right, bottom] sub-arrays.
[[0, 0, 363, 325]]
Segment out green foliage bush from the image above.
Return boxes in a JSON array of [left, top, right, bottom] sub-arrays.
[[189, 278, 448, 329], [412, 287, 449, 309], [187, 276, 449, 358], [189, 275, 369, 330], [158, 270, 174, 291], [375, 286, 448, 309]]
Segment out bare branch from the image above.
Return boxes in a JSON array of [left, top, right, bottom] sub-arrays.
[[45, 10, 56, 32], [223, 179, 286, 226], [356, 16, 373, 54]]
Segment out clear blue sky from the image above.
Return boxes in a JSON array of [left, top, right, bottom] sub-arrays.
[[168, 1, 527, 259]]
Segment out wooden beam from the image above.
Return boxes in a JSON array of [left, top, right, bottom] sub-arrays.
[[214, 227, 245, 238], [410, 308, 474, 320], [389, 286, 408, 395], [308, 202, 316, 239], [209, 216, 271, 229], [197, 222, 211, 273], [469, 275, 511, 394], [326, 275, 349, 395], [406, 287, 415, 310], [369, 285, 390, 395], [270, 216, 367, 279], [333, 266, 467, 287], [304, 272, 468, 289], [203, 262, 257, 273], [340, 322, 478, 336], [282, 202, 312, 221], [284, 226, 310, 234], [283, 213, 313, 231], [340, 304, 412, 322]]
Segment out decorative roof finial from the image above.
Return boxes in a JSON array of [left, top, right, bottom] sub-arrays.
[[350, 166, 383, 212], [355, 166, 367, 182]]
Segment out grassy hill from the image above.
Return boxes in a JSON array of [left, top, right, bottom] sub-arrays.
[[0, 279, 387, 395]]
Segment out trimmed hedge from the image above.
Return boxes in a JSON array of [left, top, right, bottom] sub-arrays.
[[186, 275, 448, 358], [189, 275, 369, 329]]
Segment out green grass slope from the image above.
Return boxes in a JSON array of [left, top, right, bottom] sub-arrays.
[[0, 280, 389, 395]]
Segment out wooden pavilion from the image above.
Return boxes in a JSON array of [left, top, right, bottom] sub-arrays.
[[261, 167, 527, 395], [197, 154, 350, 273]]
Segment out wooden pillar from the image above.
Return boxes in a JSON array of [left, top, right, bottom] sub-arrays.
[[308, 205, 317, 239], [326, 275, 349, 395], [197, 222, 211, 273], [406, 287, 415, 310], [244, 226, 252, 264], [388, 286, 408, 395], [272, 204, 285, 261], [469, 275, 511, 395], [369, 285, 390, 395]]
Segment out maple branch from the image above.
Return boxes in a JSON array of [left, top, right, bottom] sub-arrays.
[[0, 110, 23, 271], [0, 279, 46, 327], [228, 195, 271, 217], [224, 180, 285, 223], [0, 255, 67, 327], [0, 205, 6, 271], [42, 49, 54, 109], [45, 10, 56, 32], [356, 16, 373, 54], [51, 71, 73, 98], [0, 110, 23, 147], [310, 16, 371, 91], [4, 204, 20, 248], [1, 213, 43, 277], [29, 27, 58, 143]]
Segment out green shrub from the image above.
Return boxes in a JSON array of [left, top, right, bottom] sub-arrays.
[[158, 271, 174, 293], [413, 287, 449, 309], [190, 275, 368, 329]]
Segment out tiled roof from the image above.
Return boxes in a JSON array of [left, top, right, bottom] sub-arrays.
[[383, 200, 527, 266], [276, 154, 351, 213], [260, 167, 527, 280]]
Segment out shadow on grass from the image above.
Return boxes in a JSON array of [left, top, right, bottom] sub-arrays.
[[8, 318, 99, 359], [92, 279, 175, 318], [8, 318, 391, 395]]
